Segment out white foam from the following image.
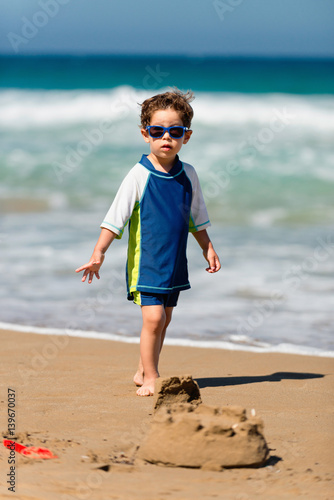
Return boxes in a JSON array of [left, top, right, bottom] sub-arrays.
[[250, 208, 288, 227], [0, 86, 142, 129], [1, 322, 333, 358], [1, 88, 334, 134], [192, 92, 334, 133]]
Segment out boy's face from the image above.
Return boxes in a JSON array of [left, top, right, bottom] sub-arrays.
[[141, 108, 192, 162]]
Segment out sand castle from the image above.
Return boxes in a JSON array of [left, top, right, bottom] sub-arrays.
[[138, 375, 269, 470]]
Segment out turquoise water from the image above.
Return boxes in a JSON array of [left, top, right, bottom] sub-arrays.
[[1, 56, 334, 93], [1, 56, 333, 355]]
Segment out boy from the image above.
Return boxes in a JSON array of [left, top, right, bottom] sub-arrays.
[[76, 89, 220, 397]]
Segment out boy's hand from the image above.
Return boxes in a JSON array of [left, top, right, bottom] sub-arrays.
[[75, 228, 116, 284], [203, 246, 221, 273], [75, 253, 105, 283], [192, 229, 221, 273]]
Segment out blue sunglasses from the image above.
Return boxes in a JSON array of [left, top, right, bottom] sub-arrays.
[[146, 125, 188, 139]]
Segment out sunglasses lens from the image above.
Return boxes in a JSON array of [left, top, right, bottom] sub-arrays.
[[147, 126, 186, 138], [169, 127, 184, 138], [149, 126, 164, 138]]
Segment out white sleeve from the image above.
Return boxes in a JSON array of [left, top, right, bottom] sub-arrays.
[[184, 163, 211, 233], [100, 168, 139, 239]]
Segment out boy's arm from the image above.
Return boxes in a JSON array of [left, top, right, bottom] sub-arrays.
[[192, 229, 221, 273], [75, 228, 117, 283]]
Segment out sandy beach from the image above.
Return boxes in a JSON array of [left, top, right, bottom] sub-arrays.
[[1, 328, 333, 499]]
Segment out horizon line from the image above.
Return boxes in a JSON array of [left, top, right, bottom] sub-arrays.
[[0, 52, 334, 61]]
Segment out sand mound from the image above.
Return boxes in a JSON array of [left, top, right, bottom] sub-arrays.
[[152, 375, 202, 411], [139, 375, 269, 470]]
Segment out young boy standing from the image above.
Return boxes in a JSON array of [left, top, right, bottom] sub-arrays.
[[76, 89, 220, 396]]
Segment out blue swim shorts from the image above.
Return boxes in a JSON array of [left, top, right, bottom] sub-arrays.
[[131, 291, 180, 308]]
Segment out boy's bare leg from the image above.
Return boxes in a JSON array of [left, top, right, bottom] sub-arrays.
[[133, 307, 173, 387], [133, 358, 144, 386], [136, 305, 168, 396], [159, 306, 173, 352]]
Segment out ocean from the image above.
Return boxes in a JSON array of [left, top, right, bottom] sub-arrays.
[[1, 56, 333, 356]]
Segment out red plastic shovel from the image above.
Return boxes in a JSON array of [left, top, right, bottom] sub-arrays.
[[4, 439, 58, 459]]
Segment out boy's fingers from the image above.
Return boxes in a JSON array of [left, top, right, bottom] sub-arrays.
[[88, 271, 97, 283], [81, 270, 88, 282], [76, 263, 92, 273], [76, 260, 101, 272], [76, 261, 102, 282], [214, 258, 221, 272], [206, 256, 221, 273], [212, 260, 221, 272]]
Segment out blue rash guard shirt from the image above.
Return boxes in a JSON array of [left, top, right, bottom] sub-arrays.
[[100, 154, 211, 299]]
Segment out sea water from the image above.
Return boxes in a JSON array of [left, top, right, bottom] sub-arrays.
[[0, 56, 333, 356]]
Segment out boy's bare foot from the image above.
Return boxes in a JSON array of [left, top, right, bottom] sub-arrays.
[[136, 378, 156, 397], [133, 370, 144, 387]]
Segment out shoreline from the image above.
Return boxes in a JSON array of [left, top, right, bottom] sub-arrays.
[[1, 327, 333, 499], [1, 321, 333, 359]]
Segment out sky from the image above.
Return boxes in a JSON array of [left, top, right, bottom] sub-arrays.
[[0, 0, 334, 57]]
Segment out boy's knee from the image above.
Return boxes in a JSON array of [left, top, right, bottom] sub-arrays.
[[143, 306, 166, 330]]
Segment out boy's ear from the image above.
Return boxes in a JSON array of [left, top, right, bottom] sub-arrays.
[[183, 129, 192, 144], [141, 128, 150, 143]]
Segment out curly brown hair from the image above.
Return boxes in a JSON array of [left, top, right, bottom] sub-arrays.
[[140, 88, 194, 129]]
